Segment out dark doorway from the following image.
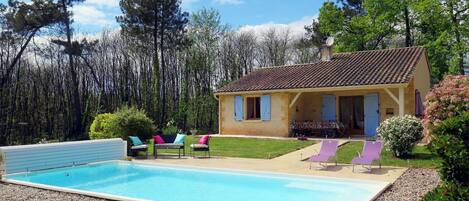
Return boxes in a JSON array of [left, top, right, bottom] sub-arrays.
[[339, 96, 365, 135]]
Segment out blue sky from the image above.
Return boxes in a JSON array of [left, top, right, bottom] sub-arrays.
[[0, 0, 326, 35]]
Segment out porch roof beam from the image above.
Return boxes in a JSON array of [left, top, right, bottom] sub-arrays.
[[384, 88, 399, 104], [289, 92, 303, 108]]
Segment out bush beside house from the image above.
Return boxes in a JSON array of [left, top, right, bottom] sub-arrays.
[[422, 75, 469, 201], [423, 113, 469, 201], [377, 115, 424, 158], [423, 75, 469, 130], [89, 106, 155, 141], [430, 112, 469, 186], [422, 182, 469, 201]]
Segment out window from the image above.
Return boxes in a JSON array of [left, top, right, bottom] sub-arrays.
[[246, 97, 261, 120]]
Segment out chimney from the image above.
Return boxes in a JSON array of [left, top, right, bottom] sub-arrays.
[[321, 37, 334, 62]]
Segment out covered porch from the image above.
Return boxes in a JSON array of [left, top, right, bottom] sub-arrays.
[[287, 84, 416, 138]]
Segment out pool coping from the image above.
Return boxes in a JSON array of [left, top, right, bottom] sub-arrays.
[[133, 160, 391, 201], [2, 160, 391, 201]]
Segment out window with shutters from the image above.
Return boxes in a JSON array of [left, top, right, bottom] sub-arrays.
[[246, 97, 261, 120]]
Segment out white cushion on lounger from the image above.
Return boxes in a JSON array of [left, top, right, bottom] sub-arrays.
[[131, 144, 148, 149], [190, 144, 208, 148]]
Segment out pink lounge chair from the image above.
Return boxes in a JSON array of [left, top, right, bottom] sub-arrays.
[[352, 141, 383, 172], [308, 140, 339, 169]]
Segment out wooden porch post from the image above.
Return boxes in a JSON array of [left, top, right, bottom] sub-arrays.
[[399, 87, 405, 116]]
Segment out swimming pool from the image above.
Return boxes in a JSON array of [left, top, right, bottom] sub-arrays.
[[4, 161, 389, 201]]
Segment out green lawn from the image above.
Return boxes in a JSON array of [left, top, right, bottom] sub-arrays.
[[146, 136, 315, 159], [336, 141, 441, 168]]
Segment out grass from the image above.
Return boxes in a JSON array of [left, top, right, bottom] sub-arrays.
[[146, 136, 315, 159], [336, 141, 441, 168]]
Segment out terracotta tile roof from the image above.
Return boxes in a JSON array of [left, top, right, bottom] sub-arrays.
[[216, 46, 425, 93]]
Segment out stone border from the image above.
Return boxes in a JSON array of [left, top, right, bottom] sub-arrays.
[[374, 168, 440, 201]]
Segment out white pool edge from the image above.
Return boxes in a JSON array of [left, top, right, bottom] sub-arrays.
[[369, 182, 392, 201], [1, 177, 149, 201], [3, 160, 391, 201], [131, 160, 391, 201], [132, 160, 391, 186]]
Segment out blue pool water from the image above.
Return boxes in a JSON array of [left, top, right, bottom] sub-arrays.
[[6, 161, 388, 201]]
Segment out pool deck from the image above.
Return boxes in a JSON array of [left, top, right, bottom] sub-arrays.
[[136, 140, 407, 183]]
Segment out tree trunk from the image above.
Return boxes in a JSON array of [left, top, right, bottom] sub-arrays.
[[61, 0, 82, 139], [160, 4, 166, 126], [404, 6, 412, 47], [1, 29, 39, 88], [449, 2, 465, 75]]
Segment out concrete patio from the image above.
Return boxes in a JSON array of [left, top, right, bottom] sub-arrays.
[[135, 140, 407, 183]]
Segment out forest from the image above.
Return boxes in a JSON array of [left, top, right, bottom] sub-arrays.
[[0, 0, 467, 145]]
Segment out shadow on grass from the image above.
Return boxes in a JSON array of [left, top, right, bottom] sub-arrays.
[[408, 152, 437, 160]]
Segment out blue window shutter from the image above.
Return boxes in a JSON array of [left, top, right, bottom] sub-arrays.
[[364, 93, 380, 137], [261, 95, 271, 121], [234, 96, 244, 121], [322, 95, 336, 121]]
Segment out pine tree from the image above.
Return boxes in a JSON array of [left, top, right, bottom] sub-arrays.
[[117, 0, 188, 126]]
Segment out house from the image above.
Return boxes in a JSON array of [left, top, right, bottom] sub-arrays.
[[214, 46, 431, 137]]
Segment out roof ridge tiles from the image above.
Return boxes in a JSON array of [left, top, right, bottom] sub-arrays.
[[216, 47, 426, 93]]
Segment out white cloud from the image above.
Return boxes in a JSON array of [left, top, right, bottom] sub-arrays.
[[237, 15, 316, 38], [182, 0, 200, 8], [72, 5, 113, 27], [214, 0, 244, 5], [85, 0, 120, 7]]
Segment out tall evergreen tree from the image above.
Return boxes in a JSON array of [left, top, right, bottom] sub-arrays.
[[56, 0, 85, 139], [117, 0, 188, 127], [0, 0, 64, 145], [0, 0, 63, 88]]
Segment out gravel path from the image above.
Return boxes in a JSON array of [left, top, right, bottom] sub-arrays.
[[0, 182, 106, 201], [1, 168, 439, 201], [374, 168, 440, 201]]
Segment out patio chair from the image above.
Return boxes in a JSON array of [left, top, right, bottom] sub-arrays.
[[154, 134, 186, 159], [190, 135, 210, 158], [351, 140, 383, 172], [308, 139, 339, 169], [128, 136, 148, 158]]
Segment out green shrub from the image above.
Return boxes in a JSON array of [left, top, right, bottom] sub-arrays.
[[114, 106, 156, 140], [430, 112, 469, 186], [377, 115, 424, 158], [162, 119, 179, 135], [89, 107, 156, 141], [424, 75, 469, 131], [422, 183, 469, 201], [89, 113, 120, 139]]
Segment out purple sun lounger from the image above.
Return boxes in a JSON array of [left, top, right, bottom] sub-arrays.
[[308, 140, 339, 169], [352, 140, 383, 172]]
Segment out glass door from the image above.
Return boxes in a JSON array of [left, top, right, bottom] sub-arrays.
[[339, 96, 364, 135]]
